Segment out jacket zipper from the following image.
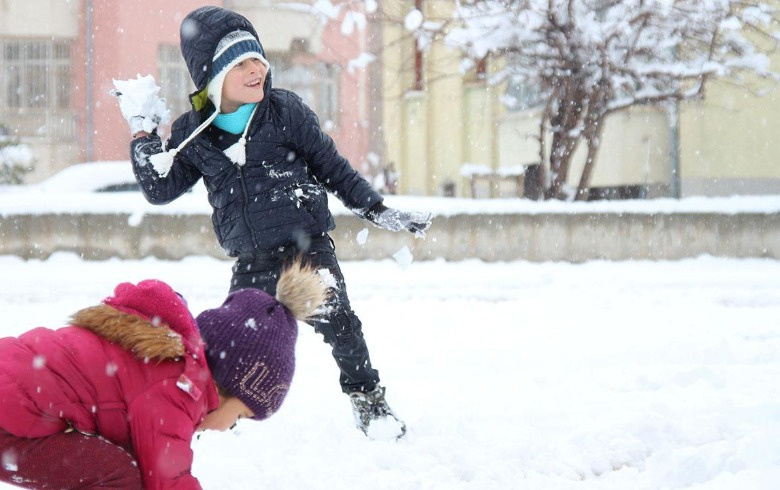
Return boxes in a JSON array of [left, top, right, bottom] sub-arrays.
[[236, 165, 261, 249]]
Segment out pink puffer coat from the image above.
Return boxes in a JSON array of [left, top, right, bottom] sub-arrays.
[[0, 280, 219, 490]]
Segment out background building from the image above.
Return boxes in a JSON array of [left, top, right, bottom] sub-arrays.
[[378, 0, 780, 198], [0, 0, 374, 183], [3, 0, 780, 198]]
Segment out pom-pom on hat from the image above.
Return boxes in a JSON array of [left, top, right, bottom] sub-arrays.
[[196, 260, 328, 421], [149, 28, 269, 175]]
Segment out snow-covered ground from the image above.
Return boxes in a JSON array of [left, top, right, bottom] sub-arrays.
[[1, 253, 778, 489]]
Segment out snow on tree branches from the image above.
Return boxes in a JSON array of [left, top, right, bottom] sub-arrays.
[[0, 126, 34, 185], [446, 0, 780, 199]]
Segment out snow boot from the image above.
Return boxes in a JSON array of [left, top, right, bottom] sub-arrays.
[[349, 385, 406, 440]]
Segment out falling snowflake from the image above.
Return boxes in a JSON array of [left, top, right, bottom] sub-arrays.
[[32, 355, 46, 369], [356, 228, 369, 245], [105, 362, 119, 376]]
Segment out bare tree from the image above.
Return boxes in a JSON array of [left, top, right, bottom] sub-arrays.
[[446, 0, 780, 199]]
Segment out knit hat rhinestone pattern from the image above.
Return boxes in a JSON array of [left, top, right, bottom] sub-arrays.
[[196, 288, 297, 421]]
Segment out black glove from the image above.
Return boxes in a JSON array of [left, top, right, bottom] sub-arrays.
[[366, 203, 433, 237]]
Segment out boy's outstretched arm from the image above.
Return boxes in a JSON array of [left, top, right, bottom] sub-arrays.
[[291, 95, 433, 237], [364, 202, 432, 237]]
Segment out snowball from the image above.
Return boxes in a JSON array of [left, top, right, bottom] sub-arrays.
[[111, 74, 171, 128]]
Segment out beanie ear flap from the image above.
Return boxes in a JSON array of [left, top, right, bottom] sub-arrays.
[[190, 87, 210, 112], [207, 69, 227, 114]]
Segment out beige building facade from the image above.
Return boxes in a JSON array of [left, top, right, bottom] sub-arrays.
[[0, 0, 374, 183], [3, 0, 779, 198], [380, 0, 780, 198]]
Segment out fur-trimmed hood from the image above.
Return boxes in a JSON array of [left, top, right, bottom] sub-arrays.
[[70, 305, 185, 361], [0, 280, 219, 489]]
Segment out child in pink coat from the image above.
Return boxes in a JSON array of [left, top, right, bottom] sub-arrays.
[[0, 261, 325, 489]]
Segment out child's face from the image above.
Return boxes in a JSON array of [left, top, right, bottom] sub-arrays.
[[197, 394, 254, 431], [221, 58, 268, 113]]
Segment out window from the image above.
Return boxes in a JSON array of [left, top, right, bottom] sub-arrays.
[[157, 44, 195, 117], [504, 79, 542, 112], [503, 54, 542, 112], [0, 39, 74, 140], [273, 56, 340, 127], [317, 63, 340, 127]]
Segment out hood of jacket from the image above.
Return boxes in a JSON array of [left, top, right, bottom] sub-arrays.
[[70, 304, 186, 361], [180, 6, 273, 112]]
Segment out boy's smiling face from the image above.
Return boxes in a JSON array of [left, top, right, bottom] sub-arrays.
[[221, 57, 268, 113]]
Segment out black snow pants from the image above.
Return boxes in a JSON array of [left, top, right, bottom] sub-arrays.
[[229, 233, 380, 394]]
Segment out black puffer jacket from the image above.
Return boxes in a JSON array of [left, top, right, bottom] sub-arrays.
[[130, 6, 382, 256]]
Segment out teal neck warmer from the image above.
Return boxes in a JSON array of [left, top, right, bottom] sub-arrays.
[[213, 103, 257, 134]]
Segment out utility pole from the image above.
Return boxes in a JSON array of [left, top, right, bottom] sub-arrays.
[[668, 100, 681, 198], [85, 0, 94, 162]]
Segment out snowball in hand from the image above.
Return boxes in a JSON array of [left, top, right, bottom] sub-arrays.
[[111, 74, 171, 132]]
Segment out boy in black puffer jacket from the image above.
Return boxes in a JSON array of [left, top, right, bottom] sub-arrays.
[[114, 6, 431, 440]]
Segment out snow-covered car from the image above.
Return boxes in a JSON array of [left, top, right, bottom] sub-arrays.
[[0, 161, 209, 194], [33, 161, 140, 193], [0, 161, 140, 194]]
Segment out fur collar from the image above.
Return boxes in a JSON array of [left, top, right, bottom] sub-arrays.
[[70, 304, 184, 361]]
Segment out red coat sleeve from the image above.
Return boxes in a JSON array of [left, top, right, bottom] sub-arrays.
[[128, 378, 207, 490]]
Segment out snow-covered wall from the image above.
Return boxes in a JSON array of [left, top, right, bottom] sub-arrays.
[[1, 209, 777, 262]]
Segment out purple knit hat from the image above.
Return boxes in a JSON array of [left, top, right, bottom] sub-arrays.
[[196, 288, 298, 421]]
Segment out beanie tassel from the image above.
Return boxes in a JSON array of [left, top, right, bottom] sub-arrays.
[[223, 104, 258, 166], [148, 149, 177, 177], [224, 136, 248, 166]]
